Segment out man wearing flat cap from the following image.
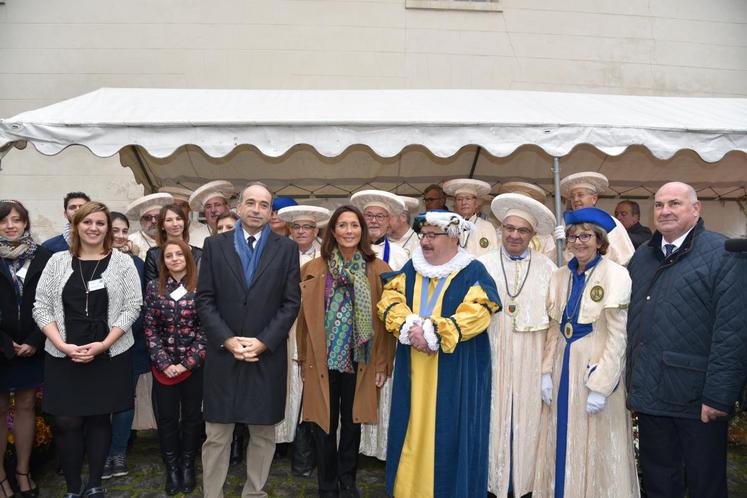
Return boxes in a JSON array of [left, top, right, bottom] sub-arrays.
[[350, 190, 408, 461], [274, 204, 330, 476], [188, 180, 235, 246], [559, 172, 635, 266], [125, 192, 174, 260], [387, 196, 420, 258], [479, 193, 557, 498], [442, 178, 499, 257], [377, 211, 500, 497]]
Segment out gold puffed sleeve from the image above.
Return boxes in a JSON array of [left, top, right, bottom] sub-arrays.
[[377, 273, 412, 339], [430, 284, 499, 354]]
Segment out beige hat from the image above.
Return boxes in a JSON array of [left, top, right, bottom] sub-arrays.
[[158, 186, 193, 203], [442, 178, 492, 198], [350, 190, 405, 215], [498, 181, 547, 203], [559, 172, 609, 198], [125, 193, 174, 221], [188, 180, 236, 211], [277, 205, 331, 225], [491, 193, 556, 236], [399, 196, 420, 212]]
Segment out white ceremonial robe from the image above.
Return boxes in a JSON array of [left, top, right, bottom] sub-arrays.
[[360, 237, 406, 460], [563, 217, 634, 267], [463, 215, 499, 257], [275, 241, 321, 443], [479, 248, 557, 497], [189, 222, 212, 249], [389, 228, 419, 257], [128, 230, 156, 261], [534, 256, 640, 498]]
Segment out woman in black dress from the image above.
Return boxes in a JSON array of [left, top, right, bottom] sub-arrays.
[[0, 200, 52, 498], [143, 204, 202, 283], [33, 202, 142, 498]]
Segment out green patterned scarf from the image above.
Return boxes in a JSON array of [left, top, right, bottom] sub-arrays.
[[327, 247, 373, 365]]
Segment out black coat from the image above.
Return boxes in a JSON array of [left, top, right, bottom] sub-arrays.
[[0, 246, 53, 359], [626, 219, 747, 418], [144, 245, 203, 283], [196, 229, 301, 424], [626, 222, 653, 249]]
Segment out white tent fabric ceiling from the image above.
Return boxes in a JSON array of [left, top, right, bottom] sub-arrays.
[[1, 88, 746, 200]]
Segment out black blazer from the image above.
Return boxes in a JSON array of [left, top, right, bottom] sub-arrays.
[[197, 229, 301, 424], [144, 245, 203, 282], [0, 246, 53, 358]]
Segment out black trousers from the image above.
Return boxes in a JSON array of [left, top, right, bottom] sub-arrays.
[[151, 367, 204, 459], [310, 369, 360, 495], [638, 413, 728, 498]]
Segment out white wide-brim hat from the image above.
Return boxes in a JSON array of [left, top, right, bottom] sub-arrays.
[[442, 178, 491, 198], [277, 205, 331, 225], [498, 181, 547, 203], [491, 193, 556, 236], [559, 172, 609, 198], [350, 190, 405, 215], [189, 180, 236, 211], [158, 186, 193, 203], [125, 193, 174, 221], [399, 196, 420, 212]]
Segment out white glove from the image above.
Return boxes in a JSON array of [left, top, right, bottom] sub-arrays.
[[553, 225, 566, 241], [541, 373, 553, 406], [586, 391, 607, 414]]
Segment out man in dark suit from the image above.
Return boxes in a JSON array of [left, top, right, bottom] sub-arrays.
[[197, 182, 301, 498], [614, 199, 652, 249], [41, 191, 90, 253]]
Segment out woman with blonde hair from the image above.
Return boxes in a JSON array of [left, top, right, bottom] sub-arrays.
[[33, 201, 142, 498]]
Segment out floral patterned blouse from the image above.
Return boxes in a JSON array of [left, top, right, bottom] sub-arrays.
[[143, 277, 206, 372]]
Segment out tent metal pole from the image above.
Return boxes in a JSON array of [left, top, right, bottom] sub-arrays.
[[553, 157, 564, 265], [468, 146, 481, 178]]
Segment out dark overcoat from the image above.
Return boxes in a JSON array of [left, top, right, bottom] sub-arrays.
[[197, 229, 301, 424]]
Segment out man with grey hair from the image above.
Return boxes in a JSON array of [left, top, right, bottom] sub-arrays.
[[626, 182, 747, 498], [198, 181, 301, 498]]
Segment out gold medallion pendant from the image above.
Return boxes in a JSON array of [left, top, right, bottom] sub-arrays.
[[563, 322, 573, 338], [479, 237, 489, 248], [506, 301, 519, 316], [590, 285, 605, 302]]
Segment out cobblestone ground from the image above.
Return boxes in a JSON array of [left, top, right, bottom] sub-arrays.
[[35, 430, 387, 498], [31, 430, 747, 497]]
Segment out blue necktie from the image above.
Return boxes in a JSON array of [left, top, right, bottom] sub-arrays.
[[247, 236, 256, 260], [510, 255, 524, 261], [664, 244, 676, 257]]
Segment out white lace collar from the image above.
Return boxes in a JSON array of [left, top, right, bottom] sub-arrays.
[[412, 246, 474, 279]]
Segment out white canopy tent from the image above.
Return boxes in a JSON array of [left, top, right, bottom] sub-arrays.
[[1, 88, 746, 230]]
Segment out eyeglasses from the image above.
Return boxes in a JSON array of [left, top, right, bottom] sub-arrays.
[[291, 224, 316, 232], [364, 213, 389, 222], [503, 224, 533, 236], [418, 232, 449, 241], [140, 215, 159, 222], [567, 233, 595, 243]]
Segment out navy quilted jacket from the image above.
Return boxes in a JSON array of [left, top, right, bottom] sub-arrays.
[[626, 219, 747, 419]]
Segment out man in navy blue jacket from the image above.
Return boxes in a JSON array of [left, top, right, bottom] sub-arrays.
[[626, 182, 747, 498], [41, 191, 90, 252]]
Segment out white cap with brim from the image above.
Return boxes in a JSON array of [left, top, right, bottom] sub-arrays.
[[158, 186, 193, 203], [442, 178, 491, 198], [498, 181, 547, 203], [350, 190, 406, 215], [125, 193, 174, 221], [399, 196, 420, 212], [189, 180, 236, 211], [491, 193, 556, 236], [559, 172, 609, 198], [277, 205, 331, 225]]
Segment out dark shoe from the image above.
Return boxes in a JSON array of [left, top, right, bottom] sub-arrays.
[[163, 452, 181, 496], [15, 471, 38, 498], [291, 422, 316, 477], [101, 457, 113, 480], [339, 483, 360, 498], [180, 456, 196, 494], [230, 430, 244, 465], [274, 442, 289, 460], [110, 455, 128, 478], [82, 487, 105, 498]]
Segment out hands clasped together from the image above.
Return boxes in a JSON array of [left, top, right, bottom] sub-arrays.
[[400, 315, 439, 355], [61, 341, 108, 363], [224, 336, 267, 362]]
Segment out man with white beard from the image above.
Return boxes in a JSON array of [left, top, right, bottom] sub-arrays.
[[479, 193, 557, 498]]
